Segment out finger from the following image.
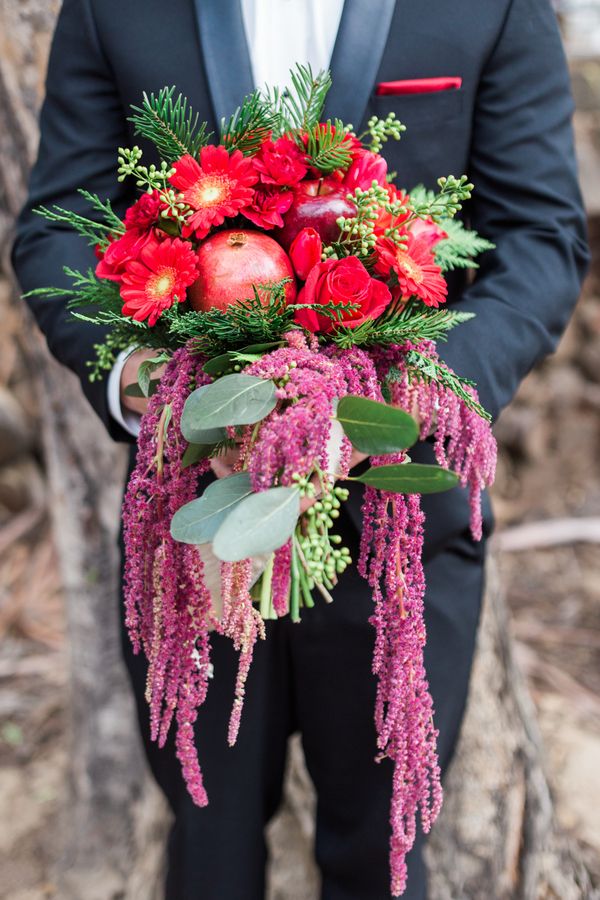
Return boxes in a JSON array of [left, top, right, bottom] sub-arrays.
[[210, 458, 234, 480]]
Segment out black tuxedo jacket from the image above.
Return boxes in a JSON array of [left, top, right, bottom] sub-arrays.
[[12, 0, 589, 556]]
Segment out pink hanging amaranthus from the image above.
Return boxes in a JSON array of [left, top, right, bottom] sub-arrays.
[[122, 334, 495, 894]]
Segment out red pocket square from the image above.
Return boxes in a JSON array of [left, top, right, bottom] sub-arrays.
[[376, 77, 463, 96]]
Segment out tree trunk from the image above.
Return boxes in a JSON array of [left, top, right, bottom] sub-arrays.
[[0, 3, 170, 898], [0, 4, 596, 899]]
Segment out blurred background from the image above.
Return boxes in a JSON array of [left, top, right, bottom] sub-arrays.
[[0, 2, 599, 898]]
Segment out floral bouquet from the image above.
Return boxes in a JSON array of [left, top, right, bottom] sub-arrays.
[[32, 67, 497, 895]]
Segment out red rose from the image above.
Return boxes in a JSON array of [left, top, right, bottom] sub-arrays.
[[289, 227, 322, 280], [343, 151, 388, 192], [295, 256, 392, 333], [123, 190, 162, 231], [241, 187, 294, 229], [254, 136, 308, 187]]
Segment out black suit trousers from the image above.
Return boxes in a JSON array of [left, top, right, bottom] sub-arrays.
[[120, 510, 484, 900]]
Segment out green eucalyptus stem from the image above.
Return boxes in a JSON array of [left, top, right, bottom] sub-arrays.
[[290, 541, 301, 623], [293, 535, 315, 609], [259, 553, 275, 620]]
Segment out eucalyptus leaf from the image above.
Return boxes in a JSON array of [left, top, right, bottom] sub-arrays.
[[138, 352, 170, 397], [355, 463, 459, 494], [185, 373, 277, 429], [123, 379, 160, 398], [181, 442, 217, 468], [181, 385, 229, 444], [170, 472, 253, 544], [212, 486, 300, 561], [203, 353, 235, 376], [336, 396, 419, 454]]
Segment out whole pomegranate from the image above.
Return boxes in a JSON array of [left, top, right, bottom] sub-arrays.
[[188, 230, 297, 312]]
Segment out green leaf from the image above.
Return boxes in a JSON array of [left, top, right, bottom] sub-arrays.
[[181, 442, 217, 468], [170, 473, 253, 544], [183, 374, 277, 429], [336, 396, 419, 454], [123, 380, 160, 398], [212, 486, 300, 561], [137, 353, 170, 397], [354, 463, 459, 494], [203, 353, 236, 376], [180, 385, 230, 444]]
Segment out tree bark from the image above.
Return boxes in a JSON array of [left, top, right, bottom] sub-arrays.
[[0, 3, 170, 898], [1, 4, 596, 899]]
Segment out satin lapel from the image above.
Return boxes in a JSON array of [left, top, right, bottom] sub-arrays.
[[192, 0, 255, 129], [324, 0, 397, 128]]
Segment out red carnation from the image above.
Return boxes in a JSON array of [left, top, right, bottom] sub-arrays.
[[254, 136, 308, 187], [289, 227, 322, 280], [170, 146, 258, 239], [295, 256, 391, 333], [241, 186, 293, 229], [120, 237, 199, 325], [343, 151, 388, 192], [124, 190, 162, 231], [409, 217, 448, 249], [95, 228, 156, 283], [375, 233, 448, 308]]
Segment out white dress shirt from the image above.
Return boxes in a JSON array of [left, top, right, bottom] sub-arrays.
[[107, 0, 346, 436]]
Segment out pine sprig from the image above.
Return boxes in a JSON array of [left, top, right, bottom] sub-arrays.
[[305, 119, 353, 174], [220, 90, 278, 156], [331, 302, 475, 349], [434, 218, 495, 271], [33, 202, 123, 249], [270, 64, 332, 133], [129, 87, 210, 162], [166, 281, 295, 352], [390, 348, 490, 421]]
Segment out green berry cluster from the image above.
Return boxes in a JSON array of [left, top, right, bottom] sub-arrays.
[[366, 113, 406, 154], [297, 485, 352, 590]]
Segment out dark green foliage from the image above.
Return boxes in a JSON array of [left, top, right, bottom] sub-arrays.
[[270, 64, 332, 132], [304, 119, 353, 174], [221, 90, 279, 156], [129, 87, 210, 161], [331, 299, 475, 348], [388, 348, 491, 421]]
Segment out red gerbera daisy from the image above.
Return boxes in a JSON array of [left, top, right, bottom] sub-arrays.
[[375, 233, 448, 307], [170, 145, 258, 239], [120, 237, 199, 325]]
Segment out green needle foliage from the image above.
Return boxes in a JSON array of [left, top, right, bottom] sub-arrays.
[[33, 189, 124, 250], [331, 302, 475, 349], [221, 90, 279, 156], [128, 87, 211, 162], [269, 64, 332, 133], [304, 119, 353, 174], [388, 348, 491, 421]]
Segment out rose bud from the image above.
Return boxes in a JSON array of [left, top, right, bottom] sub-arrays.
[[289, 227, 323, 280], [343, 150, 388, 192]]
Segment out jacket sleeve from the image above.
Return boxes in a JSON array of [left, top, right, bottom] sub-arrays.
[[11, 0, 134, 442], [439, 0, 590, 423]]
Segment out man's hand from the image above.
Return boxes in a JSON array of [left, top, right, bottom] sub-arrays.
[[120, 348, 167, 416]]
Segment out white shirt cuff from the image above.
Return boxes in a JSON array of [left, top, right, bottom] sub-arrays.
[[107, 349, 142, 438]]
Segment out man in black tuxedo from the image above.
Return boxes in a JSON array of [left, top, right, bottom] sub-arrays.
[[12, 1, 588, 898]]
